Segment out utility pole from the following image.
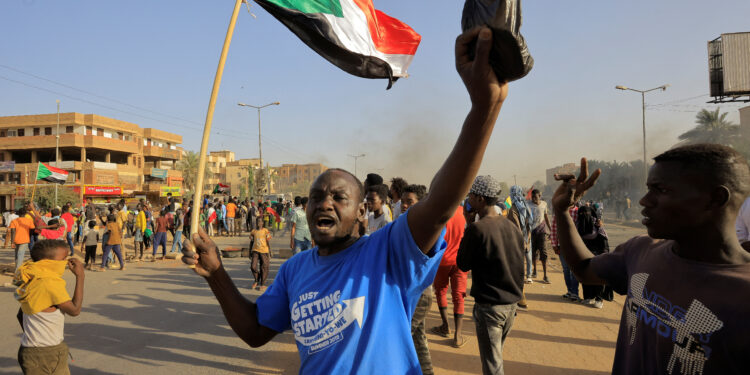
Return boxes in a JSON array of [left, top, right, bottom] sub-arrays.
[[348, 154, 365, 179], [55, 100, 60, 207]]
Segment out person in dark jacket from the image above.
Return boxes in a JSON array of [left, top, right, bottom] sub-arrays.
[[457, 175, 525, 375]]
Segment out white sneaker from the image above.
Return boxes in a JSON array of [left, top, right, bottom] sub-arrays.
[[525, 278, 533, 284], [593, 300, 604, 309]]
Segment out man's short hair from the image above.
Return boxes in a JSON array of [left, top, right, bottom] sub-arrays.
[[301, 197, 309, 206], [51, 208, 60, 217], [654, 144, 750, 198], [30, 239, 67, 261], [531, 189, 540, 196], [367, 184, 389, 202], [294, 196, 302, 206], [390, 177, 408, 197], [403, 184, 428, 201]]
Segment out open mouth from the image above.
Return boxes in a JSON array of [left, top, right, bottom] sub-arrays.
[[641, 211, 651, 225], [315, 217, 335, 230]]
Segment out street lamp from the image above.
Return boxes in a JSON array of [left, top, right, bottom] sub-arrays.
[[347, 154, 365, 179], [615, 84, 669, 184], [238, 101, 280, 197]]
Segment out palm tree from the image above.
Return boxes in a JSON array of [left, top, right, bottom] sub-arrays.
[[678, 108, 740, 146], [176, 151, 200, 193], [176, 151, 213, 193]]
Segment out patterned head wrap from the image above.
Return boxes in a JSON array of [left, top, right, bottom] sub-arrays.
[[470, 175, 502, 199]]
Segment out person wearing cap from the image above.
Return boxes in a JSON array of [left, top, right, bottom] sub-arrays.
[[457, 175, 525, 375]]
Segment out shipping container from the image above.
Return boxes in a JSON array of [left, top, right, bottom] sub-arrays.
[[708, 32, 750, 97]]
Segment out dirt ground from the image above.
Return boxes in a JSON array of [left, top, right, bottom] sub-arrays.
[[0, 220, 644, 374]]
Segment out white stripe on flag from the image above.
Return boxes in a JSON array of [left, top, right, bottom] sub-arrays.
[[321, 0, 416, 77]]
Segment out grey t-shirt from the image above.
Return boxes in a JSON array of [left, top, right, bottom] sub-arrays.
[[292, 207, 311, 242], [83, 230, 100, 246], [589, 236, 750, 375]]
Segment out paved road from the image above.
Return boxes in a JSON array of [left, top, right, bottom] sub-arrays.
[[0, 220, 645, 374]]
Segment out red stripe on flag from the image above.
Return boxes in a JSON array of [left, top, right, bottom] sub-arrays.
[[42, 162, 68, 175], [351, 0, 421, 56]]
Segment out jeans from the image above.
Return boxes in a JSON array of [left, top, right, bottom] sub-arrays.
[[524, 249, 533, 277], [170, 230, 182, 253], [66, 231, 75, 256], [473, 303, 517, 375], [559, 253, 579, 297], [102, 244, 123, 269], [153, 232, 167, 256], [293, 238, 312, 255], [15, 243, 30, 270]]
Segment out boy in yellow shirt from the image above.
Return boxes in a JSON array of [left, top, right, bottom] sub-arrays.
[[249, 218, 272, 291], [15, 239, 85, 375]]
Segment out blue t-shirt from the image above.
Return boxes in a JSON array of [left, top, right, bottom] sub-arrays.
[[256, 211, 446, 374]]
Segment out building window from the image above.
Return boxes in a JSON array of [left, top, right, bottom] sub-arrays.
[[45, 127, 52, 135], [118, 132, 124, 140], [97, 128, 104, 136], [0, 174, 5, 182], [66, 126, 73, 134], [86, 126, 92, 135], [33, 128, 40, 136], [18, 129, 24, 137], [0, 130, 6, 137]]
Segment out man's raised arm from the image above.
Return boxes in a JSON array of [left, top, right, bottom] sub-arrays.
[[408, 27, 508, 253], [182, 227, 277, 348]]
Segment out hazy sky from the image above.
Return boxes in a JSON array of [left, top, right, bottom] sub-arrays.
[[2, 0, 749, 187]]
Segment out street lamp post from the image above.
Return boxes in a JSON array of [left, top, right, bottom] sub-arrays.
[[348, 154, 365, 179], [238, 102, 280, 198], [615, 84, 669, 183], [55, 100, 60, 207]]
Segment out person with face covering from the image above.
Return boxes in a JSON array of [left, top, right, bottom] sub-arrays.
[[509, 185, 534, 283], [575, 205, 611, 308]]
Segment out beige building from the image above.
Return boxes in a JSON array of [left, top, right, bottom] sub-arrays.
[[0, 112, 183, 211], [202, 150, 269, 197], [275, 163, 328, 194]]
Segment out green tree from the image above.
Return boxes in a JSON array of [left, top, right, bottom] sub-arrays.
[[678, 108, 740, 146], [32, 185, 80, 210]]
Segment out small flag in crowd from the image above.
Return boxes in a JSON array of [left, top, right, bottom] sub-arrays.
[[36, 162, 68, 184], [213, 183, 230, 194], [254, 0, 421, 89]]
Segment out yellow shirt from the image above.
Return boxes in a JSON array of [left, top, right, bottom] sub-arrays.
[[250, 228, 271, 253]]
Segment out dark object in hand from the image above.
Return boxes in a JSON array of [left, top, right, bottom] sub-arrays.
[[462, 0, 534, 82], [554, 174, 576, 181]]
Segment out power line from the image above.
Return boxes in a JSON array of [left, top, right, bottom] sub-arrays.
[[0, 71, 314, 160]]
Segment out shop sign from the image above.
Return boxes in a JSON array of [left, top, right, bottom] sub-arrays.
[[150, 168, 168, 179], [84, 185, 123, 196], [0, 161, 15, 172], [160, 186, 181, 197]]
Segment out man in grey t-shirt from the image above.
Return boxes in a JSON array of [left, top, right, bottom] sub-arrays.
[[553, 145, 750, 375], [289, 197, 311, 255]]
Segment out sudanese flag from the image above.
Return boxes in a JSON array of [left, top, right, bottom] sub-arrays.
[[254, 0, 421, 89]]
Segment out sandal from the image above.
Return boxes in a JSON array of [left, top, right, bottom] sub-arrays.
[[452, 336, 469, 348], [430, 326, 450, 338]]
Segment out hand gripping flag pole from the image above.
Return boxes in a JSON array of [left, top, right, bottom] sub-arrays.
[[188, 0, 244, 267]]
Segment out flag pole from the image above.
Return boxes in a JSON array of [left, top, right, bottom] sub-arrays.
[[30, 162, 40, 211], [190, 0, 244, 244]]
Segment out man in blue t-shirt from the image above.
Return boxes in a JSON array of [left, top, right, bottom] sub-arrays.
[[181, 26, 510, 374]]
